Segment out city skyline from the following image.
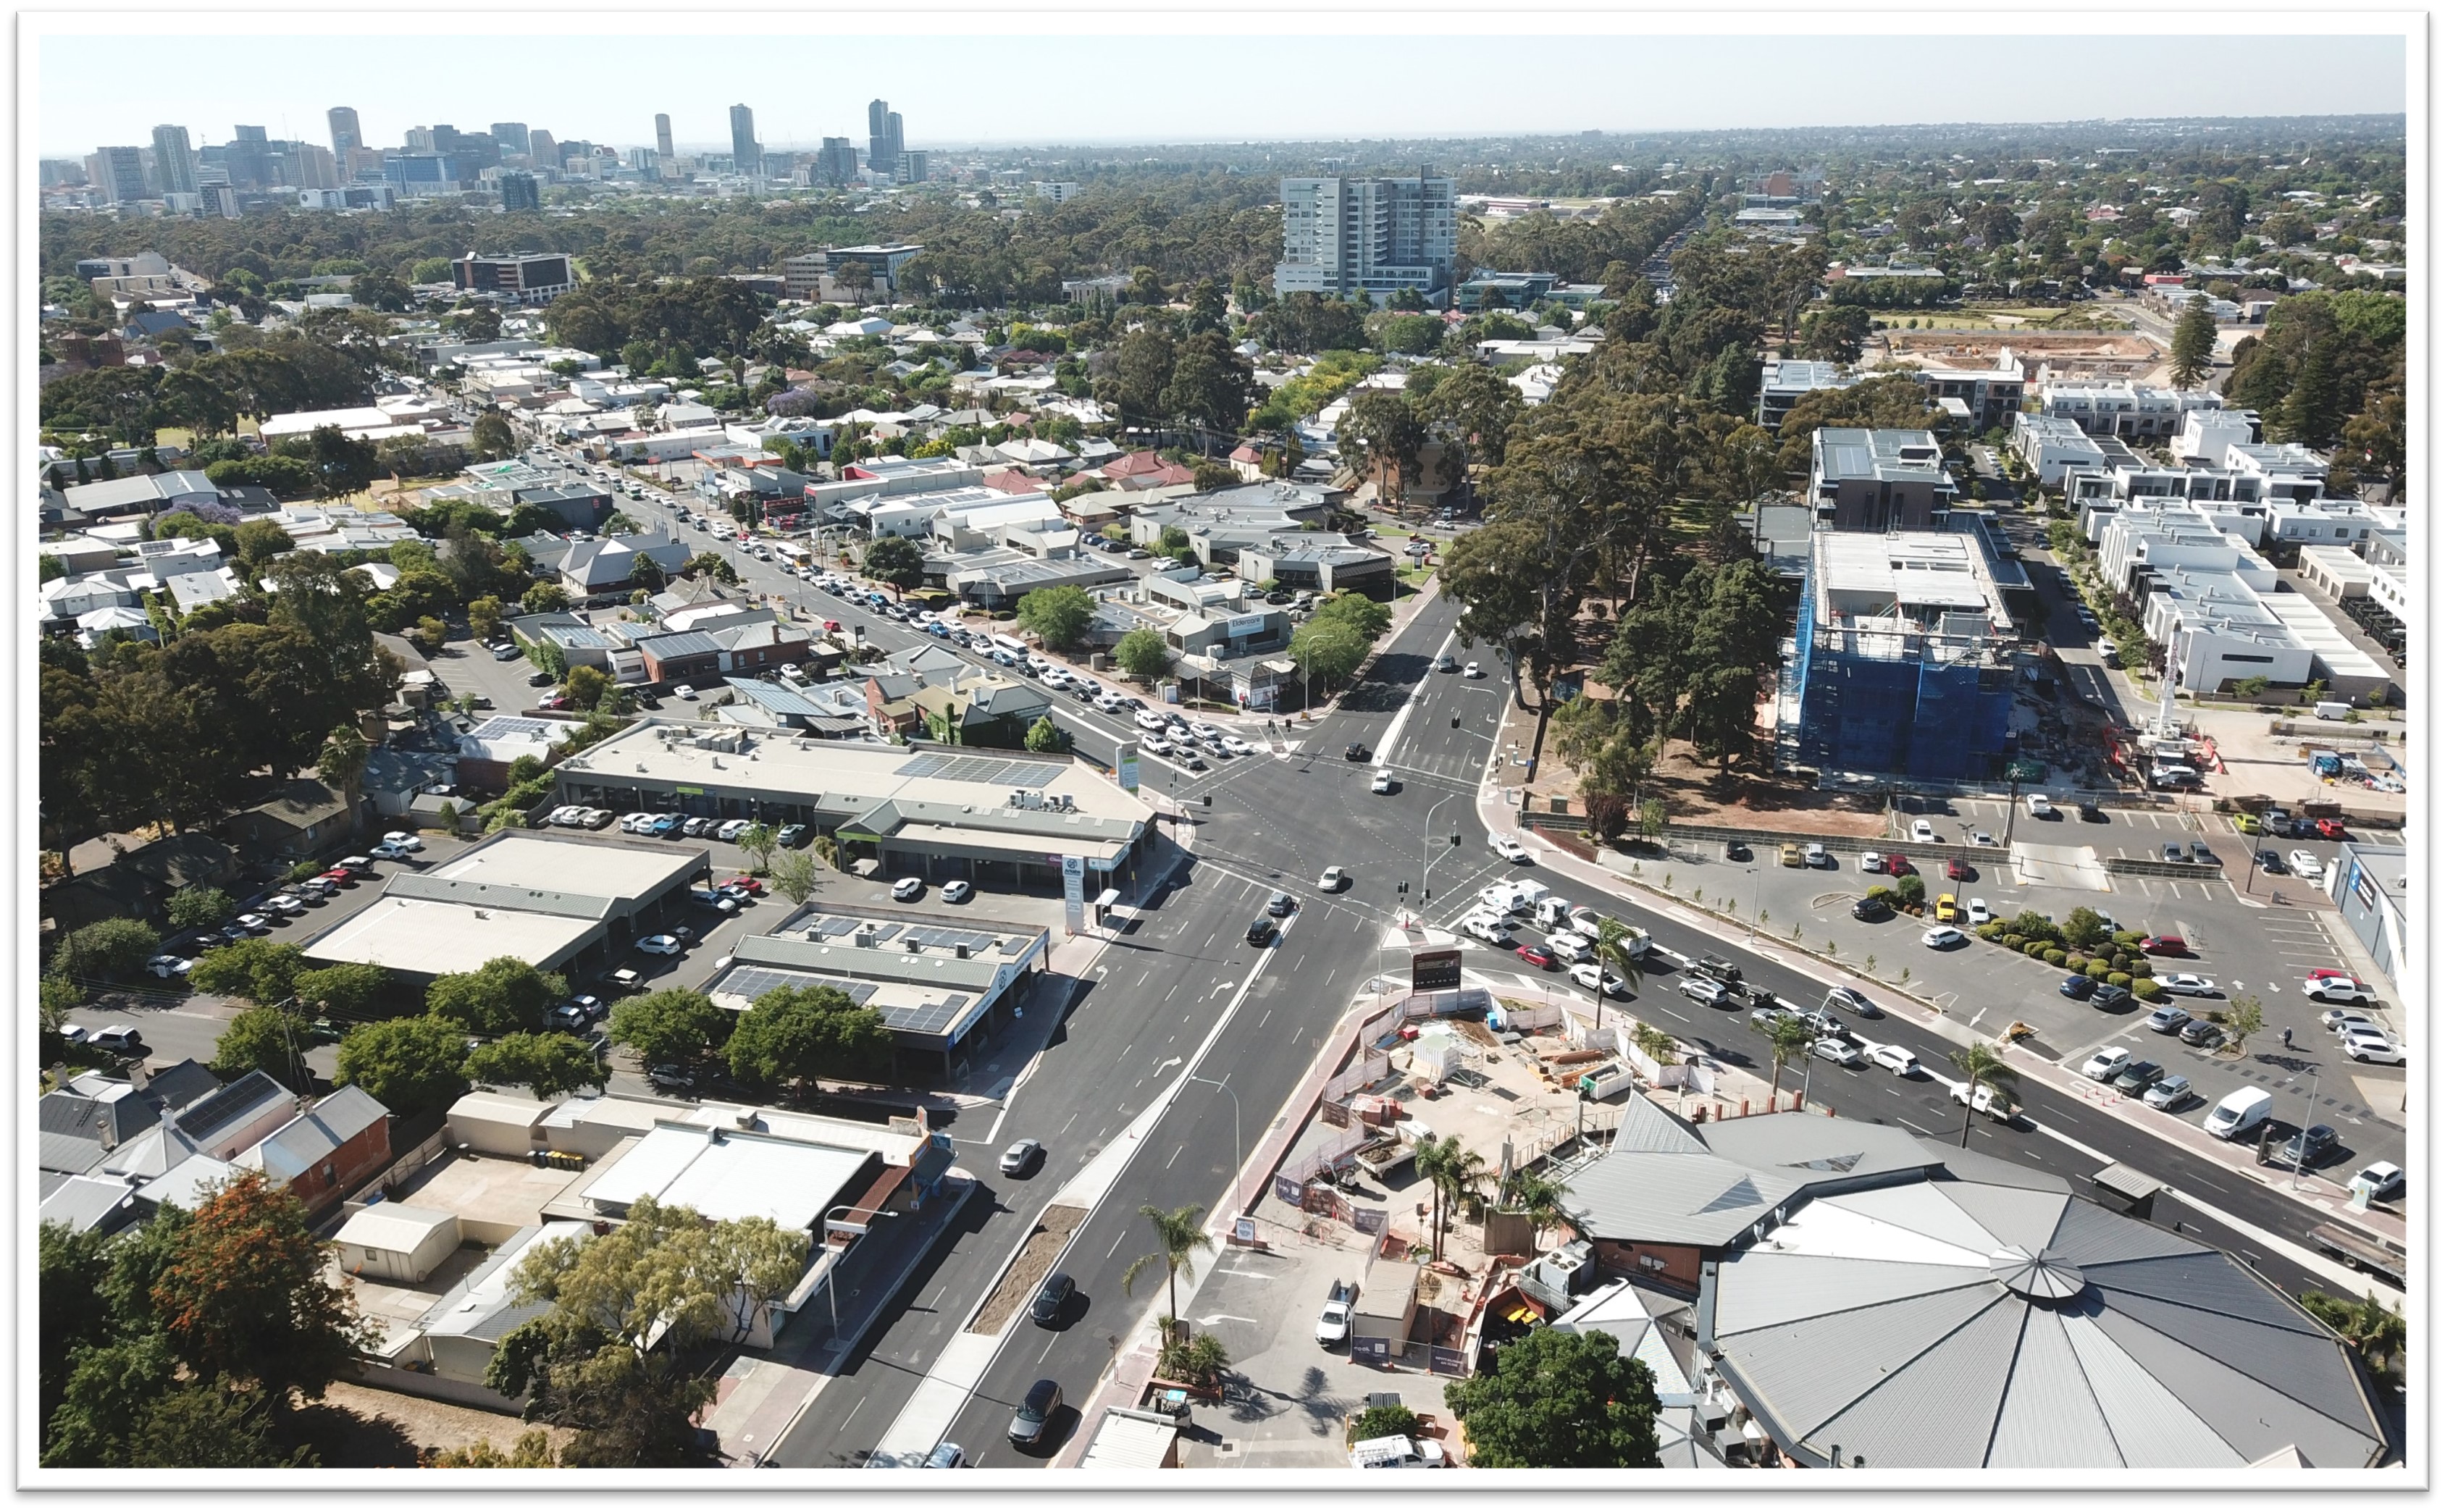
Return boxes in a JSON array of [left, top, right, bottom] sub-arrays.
[[34, 28, 2409, 158]]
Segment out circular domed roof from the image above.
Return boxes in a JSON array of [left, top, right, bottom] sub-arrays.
[[1987, 1244, 2087, 1301]]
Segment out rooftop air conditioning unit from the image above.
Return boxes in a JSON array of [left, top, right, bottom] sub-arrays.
[[853, 928, 877, 949], [955, 942, 972, 959]]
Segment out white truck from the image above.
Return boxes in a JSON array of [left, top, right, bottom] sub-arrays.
[[1950, 1082, 2018, 1122]]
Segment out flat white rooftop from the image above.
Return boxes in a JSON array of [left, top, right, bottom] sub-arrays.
[[570, 1123, 870, 1232], [431, 831, 700, 900], [305, 894, 597, 975]]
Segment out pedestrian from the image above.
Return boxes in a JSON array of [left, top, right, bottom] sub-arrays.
[[2281, 1027, 2294, 1050]]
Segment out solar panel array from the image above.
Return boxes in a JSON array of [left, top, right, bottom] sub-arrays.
[[800, 913, 1020, 955], [894, 753, 1066, 788], [712, 963, 972, 1036], [469, 715, 561, 741]]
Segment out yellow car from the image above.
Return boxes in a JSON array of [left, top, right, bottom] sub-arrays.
[[1780, 842, 1803, 868], [2233, 812, 2262, 834], [1934, 894, 1960, 923]]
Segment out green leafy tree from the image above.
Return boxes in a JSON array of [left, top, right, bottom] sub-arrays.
[[50, 917, 162, 982], [737, 820, 779, 873], [333, 1015, 471, 1115], [1351, 1403, 1423, 1440], [2168, 297, 2217, 389], [185, 938, 305, 1004], [316, 723, 371, 792], [768, 849, 821, 906], [425, 956, 566, 1036], [1015, 584, 1095, 651], [1443, 1325, 1661, 1468], [2297, 1290, 2406, 1389], [564, 663, 611, 711], [166, 886, 235, 932], [1023, 714, 1071, 754], [724, 983, 893, 1088], [2222, 994, 2265, 1057], [1311, 592, 1393, 642], [292, 962, 389, 1017], [522, 581, 570, 615], [467, 595, 506, 641], [1120, 1203, 1213, 1345], [210, 1006, 316, 1091], [1115, 626, 1171, 681], [606, 988, 731, 1068], [464, 1031, 608, 1100], [1338, 390, 1425, 503], [151, 1169, 375, 1401], [471, 411, 519, 461], [863, 534, 926, 597], [424, 1430, 560, 1468], [1288, 618, 1367, 693]]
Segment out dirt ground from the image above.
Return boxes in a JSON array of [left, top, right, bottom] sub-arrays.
[[1524, 737, 1890, 839], [969, 1204, 1086, 1335], [297, 1382, 572, 1467]]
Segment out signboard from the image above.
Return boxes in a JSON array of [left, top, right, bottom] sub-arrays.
[[1272, 1175, 1306, 1206], [676, 786, 705, 797], [1116, 740, 1140, 793], [1351, 1206, 1388, 1236], [1350, 1337, 1391, 1364], [1411, 949, 1464, 993], [1062, 854, 1087, 936], [1222, 611, 1270, 640], [1232, 1217, 1257, 1246]]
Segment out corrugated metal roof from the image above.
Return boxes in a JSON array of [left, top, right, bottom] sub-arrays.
[[2042, 1198, 2213, 1268], [1929, 1181, 2068, 1253], [1829, 1183, 2004, 1256], [1727, 1284, 2007, 1451], [2089, 1309, 2381, 1468], [2060, 1311, 2239, 1467], [1711, 1251, 1992, 1337], [1564, 1151, 1800, 1247], [1986, 1309, 2126, 1467], [1807, 1293, 2025, 1467], [2085, 1249, 2326, 1339], [1698, 1115, 1935, 1180]]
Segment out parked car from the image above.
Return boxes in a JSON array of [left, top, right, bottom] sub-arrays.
[[1920, 925, 1966, 949], [2110, 1059, 2166, 1097], [2139, 935, 2189, 957], [2341, 1030, 2406, 1065], [637, 934, 684, 956], [2154, 973, 2217, 996], [776, 823, 808, 848], [146, 954, 193, 978], [1911, 818, 1935, 844], [941, 880, 974, 904], [1315, 1280, 1356, 1345], [1945, 858, 1971, 881], [2081, 1047, 2132, 1082], [1851, 895, 1892, 922], [2276, 1125, 2339, 1169], [2303, 977, 2373, 1004], [2143, 1074, 2195, 1111], [892, 877, 926, 902], [380, 831, 425, 852], [2353, 1162, 2406, 1201], [2144, 1004, 2192, 1034], [2092, 983, 2134, 1012], [2177, 1018, 2225, 1049]]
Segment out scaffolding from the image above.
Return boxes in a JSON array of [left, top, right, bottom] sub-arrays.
[[1788, 558, 2016, 782]]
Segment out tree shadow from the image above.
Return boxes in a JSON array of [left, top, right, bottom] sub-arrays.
[[279, 1401, 422, 1468]]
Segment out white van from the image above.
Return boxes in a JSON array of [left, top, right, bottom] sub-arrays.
[[2203, 1087, 2275, 1141], [1350, 1435, 1446, 1469]]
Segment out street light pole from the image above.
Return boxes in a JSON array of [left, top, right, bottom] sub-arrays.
[[1183, 1071, 1243, 1179], [819, 1204, 898, 1337], [1422, 792, 1456, 900], [2290, 1064, 2321, 1190]]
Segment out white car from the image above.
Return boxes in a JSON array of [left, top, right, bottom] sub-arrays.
[[235, 912, 273, 933], [1370, 768, 1396, 794], [264, 894, 306, 915], [1964, 898, 1991, 925], [1461, 915, 1511, 946], [2343, 1030, 2405, 1064], [2324, 1013, 2380, 1042], [1489, 834, 1530, 863], [2303, 977, 2374, 1005], [1463, 661, 1482, 678], [1546, 933, 1591, 965], [1811, 1037, 1864, 1067], [1911, 819, 1935, 844], [1135, 710, 1170, 733], [2287, 849, 2325, 881], [892, 876, 925, 902], [636, 934, 684, 956], [1221, 735, 1253, 755], [2155, 973, 2219, 997], [146, 954, 193, 979], [1868, 1044, 1920, 1078], [1921, 925, 1966, 949], [2081, 1047, 2132, 1082], [1141, 736, 1175, 756], [1569, 962, 1629, 998], [717, 819, 750, 841], [380, 831, 424, 851], [674, 684, 697, 701], [941, 880, 973, 904], [1317, 866, 1350, 892], [1859, 852, 1884, 873], [369, 841, 417, 861], [1971, 831, 1996, 847]]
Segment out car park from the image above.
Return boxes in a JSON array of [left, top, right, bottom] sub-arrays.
[[2143, 1074, 2195, 1111], [1971, 831, 1995, 847], [1779, 843, 1802, 868], [264, 894, 306, 915], [2059, 973, 2100, 1000], [1545, 933, 1590, 965], [1945, 858, 1970, 882], [892, 877, 925, 902], [2318, 1007, 2377, 1035], [2144, 1004, 2192, 1034], [691, 889, 739, 913], [1920, 925, 1966, 949], [2258, 849, 2284, 873]]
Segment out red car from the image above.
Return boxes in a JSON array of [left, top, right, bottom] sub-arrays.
[[316, 868, 356, 889], [722, 876, 766, 896], [2140, 935, 2190, 957], [1885, 854, 1914, 877], [2315, 818, 2348, 840], [1515, 944, 1558, 971], [1945, 858, 1971, 881]]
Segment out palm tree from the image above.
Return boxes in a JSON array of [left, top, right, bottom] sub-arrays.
[[1763, 1015, 1814, 1101], [1120, 1203, 1212, 1345], [1498, 1169, 1573, 1246], [1950, 1041, 2018, 1148], [1413, 1136, 1483, 1262], [2298, 1290, 2406, 1387], [1160, 1330, 1231, 1393], [1592, 922, 1641, 1024], [1630, 1022, 1679, 1066]]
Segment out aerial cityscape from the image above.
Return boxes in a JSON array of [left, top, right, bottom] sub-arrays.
[[31, 20, 2415, 1487]]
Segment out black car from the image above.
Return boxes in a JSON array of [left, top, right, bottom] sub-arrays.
[[1343, 742, 1370, 762], [2058, 974, 2099, 1000], [1724, 841, 1750, 862], [2092, 983, 2134, 1011], [2258, 850, 2284, 873], [2178, 1017, 2225, 1048], [2276, 1124, 2339, 1168], [1852, 896, 1892, 922], [2109, 1059, 2165, 1096], [1030, 1271, 1075, 1327], [1694, 953, 1742, 984], [1246, 917, 1277, 946], [527, 668, 555, 687], [1008, 1378, 1062, 1448]]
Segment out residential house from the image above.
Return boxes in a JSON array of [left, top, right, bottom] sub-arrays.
[[56, 469, 222, 526], [632, 618, 815, 686], [75, 604, 157, 649], [910, 674, 1054, 748], [560, 532, 691, 600], [225, 778, 357, 862], [235, 1084, 391, 1214], [101, 1070, 301, 1184], [39, 1062, 225, 1180], [457, 713, 573, 791]]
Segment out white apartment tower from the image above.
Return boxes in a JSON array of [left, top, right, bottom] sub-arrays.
[[1272, 172, 1457, 305]]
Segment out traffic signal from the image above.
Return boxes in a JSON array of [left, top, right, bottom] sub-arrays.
[[1451, 714, 1460, 728], [1451, 833, 1461, 847]]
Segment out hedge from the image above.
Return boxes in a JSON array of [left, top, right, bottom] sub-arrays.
[[2106, 972, 2132, 988], [2088, 959, 2111, 978], [2045, 949, 2068, 967], [2131, 979, 2166, 1001], [2023, 941, 2048, 958]]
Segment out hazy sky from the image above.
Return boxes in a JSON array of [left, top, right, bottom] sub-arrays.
[[36, 28, 2409, 157]]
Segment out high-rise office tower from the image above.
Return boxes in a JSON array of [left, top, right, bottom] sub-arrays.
[[225, 125, 271, 188], [527, 130, 558, 171], [895, 151, 929, 185], [655, 114, 674, 161], [94, 146, 151, 203], [867, 98, 905, 172], [149, 125, 196, 196], [404, 126, 437, 154], [490, 122, 531, 155], [327, 106, 361, 158], [729, 104, 759, 177], [889, 110, 905, 158], [816, 138, 860, 186], [498, 171, 541, 211], [285, 142, 340, 190], [1273, 172, 1459, 304]]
